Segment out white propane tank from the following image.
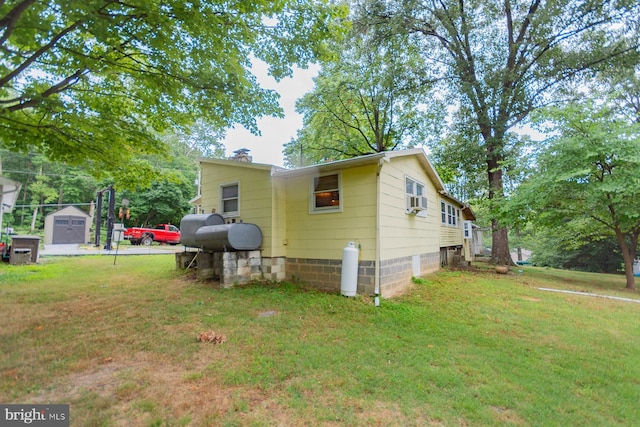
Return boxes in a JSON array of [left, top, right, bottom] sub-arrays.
[[340, 241, 359, 297]]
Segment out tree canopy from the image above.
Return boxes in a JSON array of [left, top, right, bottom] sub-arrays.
[[0, 0, 346, 183], [361, 0, 639, 264], [516, 100, 640, 289], [0, 137, 198, 230], [283, 23, 442, 167]]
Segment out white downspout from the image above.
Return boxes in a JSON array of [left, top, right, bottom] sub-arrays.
[[375, 157, 387, 306]]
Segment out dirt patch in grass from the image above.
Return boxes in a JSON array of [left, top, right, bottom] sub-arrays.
[[0, 302, 59, 336], [25, 349, 297, 425], [25, 350, 421, 426], [490, 405, 526, 425]]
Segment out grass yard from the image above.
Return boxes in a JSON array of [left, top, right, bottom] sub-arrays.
[[1, 256, 639, 426]]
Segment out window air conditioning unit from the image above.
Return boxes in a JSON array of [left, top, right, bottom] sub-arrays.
[[410, 196, 427, 211]]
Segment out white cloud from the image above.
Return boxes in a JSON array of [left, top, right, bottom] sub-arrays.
[[223, 61, 319, 167]]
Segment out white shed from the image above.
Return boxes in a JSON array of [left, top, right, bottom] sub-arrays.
[[44, 206, 91, 245]]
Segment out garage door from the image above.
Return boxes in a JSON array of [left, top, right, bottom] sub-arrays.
[[52, 216, 86, 244]]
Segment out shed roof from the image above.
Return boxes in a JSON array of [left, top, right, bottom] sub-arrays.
[[45, 205, 91, 218]]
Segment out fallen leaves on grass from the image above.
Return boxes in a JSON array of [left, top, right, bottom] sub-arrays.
[[196, 331, 227, 345]]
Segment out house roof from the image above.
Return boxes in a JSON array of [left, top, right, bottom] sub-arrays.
[[199, 149, 441, 183], [273, 148, 446, 189], [438, 188, 475, 212], [462, 205, 476, 221], [198, 157, 285, 172], [197, 148, 472, 210]]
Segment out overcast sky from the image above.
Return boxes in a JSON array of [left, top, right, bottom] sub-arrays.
[[221, 61, 320, 167]]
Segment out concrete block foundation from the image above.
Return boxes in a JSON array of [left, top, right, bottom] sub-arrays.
[[177, 250, 264, 287], [177, 250, 440, 297]]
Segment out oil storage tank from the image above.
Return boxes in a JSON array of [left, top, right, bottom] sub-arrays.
[[180, 213, 225, 247], [180, 213, 262, 251]]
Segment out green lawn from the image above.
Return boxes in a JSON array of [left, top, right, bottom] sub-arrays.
[[1, 256, 639, 426]]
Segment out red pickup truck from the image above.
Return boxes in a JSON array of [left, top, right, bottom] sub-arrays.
[[123, 224, 181, 246]]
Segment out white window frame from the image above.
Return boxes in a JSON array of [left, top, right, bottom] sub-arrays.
[[220, 182, 240, 218], [309, 172, 342, 214], [442, 200, 462, 227], [463, 220, 472, 239], [405, 176, 427, 217]]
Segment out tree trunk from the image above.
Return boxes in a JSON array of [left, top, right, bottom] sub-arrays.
[[621, 252, 636, 291], [20, 177, 28, 226], [30, 207, 38, 233], [491, 220, 513, 265], [614, 228, 636, 290], [487, 152, 513, 265]]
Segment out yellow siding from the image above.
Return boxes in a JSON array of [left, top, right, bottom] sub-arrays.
[[198, 151, 464, 266], [271, 177, 287, 257], [378, 156, 440, 261], [440, 224, 463, 247], [439, 196, 464, 248], [200, 162, 276, 257], [284, 164, 378, 261]]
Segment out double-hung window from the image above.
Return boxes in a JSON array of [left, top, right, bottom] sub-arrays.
[[405, 176, 427, 215], [311, 173, 341, 213], [220, 183, 239, 217], [441, 200, 462, 227]]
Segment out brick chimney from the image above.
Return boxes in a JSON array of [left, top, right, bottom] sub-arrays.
[[229, 148, 252, 162]]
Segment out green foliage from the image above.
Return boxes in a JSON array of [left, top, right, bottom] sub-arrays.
[[360, 0, 639, 263], [117, 136, 198, 226], [370, 0, 638, 161], [284, 15, 442, 166], [527, 226, 623, 273], [411, 276, 429, 285], [431, 129, 535, 203], [526, 101, 640, 232], [0, 149, 99, 228], [0, 127, 200, 229], [514, 99, 640, 287], [28, 175, 57, 207], [0, 0, 347, 182], [172, 120, 227, 160], [119, 179, 194, 227]]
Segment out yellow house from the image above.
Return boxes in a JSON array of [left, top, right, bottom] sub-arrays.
[[197, 148, 474, 297]]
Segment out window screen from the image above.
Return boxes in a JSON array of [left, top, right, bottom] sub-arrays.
[[313, 174, 340, 210]]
